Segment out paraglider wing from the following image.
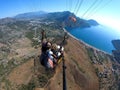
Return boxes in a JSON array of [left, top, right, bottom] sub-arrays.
[[69, 16, 77, 22]]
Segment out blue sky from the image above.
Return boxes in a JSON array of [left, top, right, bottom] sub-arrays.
[[0, 0, 120, 31]]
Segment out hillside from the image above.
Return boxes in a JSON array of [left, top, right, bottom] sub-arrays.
[[0, 13, 119, 90], [112, 40, 120, 64], [14, 11, 47, 19], [14, 11, 99, 28], [112, 40, 120, 51], [34, 36, 120, 90]]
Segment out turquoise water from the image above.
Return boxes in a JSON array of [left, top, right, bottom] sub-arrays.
[[66, 25, 120, 54]]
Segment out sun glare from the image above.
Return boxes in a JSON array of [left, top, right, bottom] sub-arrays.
[[96, 17, 120, 33]]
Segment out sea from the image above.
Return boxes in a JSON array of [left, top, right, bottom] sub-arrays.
[[65, 25, 120, 54]]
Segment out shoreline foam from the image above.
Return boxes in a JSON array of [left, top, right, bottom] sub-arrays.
[[63, 28, 112, 56]]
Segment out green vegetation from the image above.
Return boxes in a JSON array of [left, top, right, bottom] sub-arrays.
[[97, 54, 105, 63], [0, 59, 16, 77], [25, 23, 65, 47], [86, 47, 96, 63], [0, 56, 35, 90], [5, 79, 12, 90], [114, 72, 119, 81], [0, 56, 34, 82], [1, 46, 10, 53], [18, 82, 35, 90], [7, 21, 28, 30], [25, 31, 34, 40], [0, 19, 65, 89], [0, 64, 4, 76], [95, 68, 99, 76], [86, 47, 109, 64], [25, 30, 40, 46], [0, 30, 3, 38], [86, 48, 94, 58], [38, 75, 48, 87]]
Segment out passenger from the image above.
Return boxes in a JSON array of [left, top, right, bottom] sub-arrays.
[[40, 40, 51, 66], [41, 30, 46, 42], [51, 44, 64, 59], [45, 42, 57, 69], [41, 39, 47, 53], [40, 41, 64, 69]]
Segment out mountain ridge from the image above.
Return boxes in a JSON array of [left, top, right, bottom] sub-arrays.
[[14, 11, 47, 19], [13, 11, 99, 28]]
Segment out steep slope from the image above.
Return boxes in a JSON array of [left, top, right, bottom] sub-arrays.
[[112, 40, 120, 64], [44, 37, 99, 90], [34, 36, 119, 90]]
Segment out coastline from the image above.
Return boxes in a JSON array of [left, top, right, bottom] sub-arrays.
[[63, 28, 112, 56]]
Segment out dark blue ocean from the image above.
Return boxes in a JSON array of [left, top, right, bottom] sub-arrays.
[[66, 25, 120, 54]]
